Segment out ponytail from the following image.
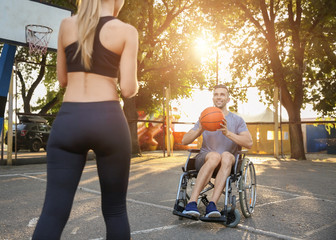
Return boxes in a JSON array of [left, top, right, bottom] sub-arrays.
[[75, 0, 101, 70]]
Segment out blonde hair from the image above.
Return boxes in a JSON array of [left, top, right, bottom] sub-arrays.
[[76, 0, 101, 70]]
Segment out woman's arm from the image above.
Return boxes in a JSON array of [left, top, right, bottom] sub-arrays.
[[56, 19, 68, 88], [119, 25, 139, 98]]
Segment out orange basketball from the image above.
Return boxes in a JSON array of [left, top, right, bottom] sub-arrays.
[[200, 107, 224, 131]]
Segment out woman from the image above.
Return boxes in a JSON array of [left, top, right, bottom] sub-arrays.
[[32, 0, 138, 239]]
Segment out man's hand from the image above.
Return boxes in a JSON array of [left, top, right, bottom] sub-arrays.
[[217, 118, 229, 136], [197, 117, 205, 134]]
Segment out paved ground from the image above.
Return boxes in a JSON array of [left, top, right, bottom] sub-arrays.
[[0, 150, 336, 240]]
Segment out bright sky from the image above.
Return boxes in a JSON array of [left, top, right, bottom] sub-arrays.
[[171, 87, 319, 132], [171, 33, 320, 132]]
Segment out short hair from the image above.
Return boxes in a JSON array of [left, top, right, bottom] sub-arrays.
[[213, 84, 230, 95]]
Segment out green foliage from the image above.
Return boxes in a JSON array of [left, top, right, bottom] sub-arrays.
[[119, 0, 212, 115], [40, 0, 77, 12], [6, 0, 334, 120], [199, 0, 336, 117], [14, 47, 61, 114]]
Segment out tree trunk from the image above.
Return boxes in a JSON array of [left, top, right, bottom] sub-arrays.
[[285, 101, 306, 160], [39, 95, 60, 115], [123, 97, 141, 156]]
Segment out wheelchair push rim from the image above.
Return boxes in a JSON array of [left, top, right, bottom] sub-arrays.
[[239, 158, 257, 218]]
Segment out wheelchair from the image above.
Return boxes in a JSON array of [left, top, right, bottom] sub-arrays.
[[173, 148, 257, 227]]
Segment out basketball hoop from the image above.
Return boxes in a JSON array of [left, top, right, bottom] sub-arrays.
[[25, 24, 53, 55]]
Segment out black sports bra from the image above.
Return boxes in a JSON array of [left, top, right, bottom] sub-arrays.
[[65, 16, 121, 78]]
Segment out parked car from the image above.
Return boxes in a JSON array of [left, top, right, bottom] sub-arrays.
[[5, 116, 51, 152]]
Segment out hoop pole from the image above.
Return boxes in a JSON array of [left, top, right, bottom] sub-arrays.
[[0, 44, 17, 136]]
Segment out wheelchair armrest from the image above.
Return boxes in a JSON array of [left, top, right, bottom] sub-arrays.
[[188, 149, 200, 153]]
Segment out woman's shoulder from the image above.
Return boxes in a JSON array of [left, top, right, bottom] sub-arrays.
[[59, 15, 77, 32], [105, 18, 138, 35], [61, 15, 77, 26]]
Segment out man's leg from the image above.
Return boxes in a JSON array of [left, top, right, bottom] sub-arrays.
[[210, 152, 235, 204], [183, 152, 221, 217]]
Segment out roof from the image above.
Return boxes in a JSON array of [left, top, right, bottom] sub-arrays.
[[236, 107, 288, 123]]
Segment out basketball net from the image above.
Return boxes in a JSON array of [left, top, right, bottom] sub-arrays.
[[25, 24, 53, 55]]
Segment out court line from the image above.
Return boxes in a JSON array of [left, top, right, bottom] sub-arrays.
[[127, 198, 172, 211], [131, 221, 200, 235], [256, 196, 308, 208], [258, 184, 336, 203], [302, 219, 336, 238], [75, 186, 305, 240], [21, 174, 47, 182], [3, 172, 336, 205], [237, 225, 304, 240], [258, 184, 302, 197], [3, 172, 334, 239]]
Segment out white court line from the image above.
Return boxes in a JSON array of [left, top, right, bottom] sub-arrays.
[[258, 185, 302, 197], [256, 196, 309, 208], [258, 184, 336, 204], [20, 174, 47, 182], [237, 225, 304, 240], [3, 172, 333, 239], [0, 172, 46, 177], [127, 198, 172, 211], [302, 219, 336, 238], [0, 174, 21, 177], [78, 187, 101, 195], [258, 184, 336, 202], [131, 221, 200, 235]]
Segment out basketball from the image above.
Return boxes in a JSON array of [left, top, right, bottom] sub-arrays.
[[200, 107, 225, 131]]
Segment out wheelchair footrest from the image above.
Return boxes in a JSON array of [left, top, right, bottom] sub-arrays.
[[172, 210, 199, 221], [199, 215, 227, 223]]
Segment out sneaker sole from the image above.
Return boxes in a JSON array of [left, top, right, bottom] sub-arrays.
[[205, 211, 221, 218], [182, 210, 200, 218]]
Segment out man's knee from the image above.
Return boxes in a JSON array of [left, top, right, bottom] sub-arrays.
[[205, 152, 221, 168], [220, 152, 235, 166]]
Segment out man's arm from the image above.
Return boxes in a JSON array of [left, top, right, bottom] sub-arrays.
[[182, 124, 204, 145], [219, 118, 253, 149], [226, 131, 253, 149]]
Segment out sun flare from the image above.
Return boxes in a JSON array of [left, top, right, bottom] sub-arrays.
[[194, 38, 210, 55]]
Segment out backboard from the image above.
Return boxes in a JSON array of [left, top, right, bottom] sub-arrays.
[[0, 0, 72, 52]]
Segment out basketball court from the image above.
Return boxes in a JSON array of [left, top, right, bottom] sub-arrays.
[[1, 1, 336, 240], [0, 151, 336, 239]]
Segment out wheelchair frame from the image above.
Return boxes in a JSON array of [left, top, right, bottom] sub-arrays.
[[173, 149, 257, 227]]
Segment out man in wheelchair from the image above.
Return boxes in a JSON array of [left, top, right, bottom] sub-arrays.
[[181, 84, 253, 219]]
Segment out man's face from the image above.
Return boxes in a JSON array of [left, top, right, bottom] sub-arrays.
[[213, 87, 230, 109]]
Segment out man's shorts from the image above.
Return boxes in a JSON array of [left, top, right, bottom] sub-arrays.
[[195, 151, 236, 173], [195, 151, 208, 171]]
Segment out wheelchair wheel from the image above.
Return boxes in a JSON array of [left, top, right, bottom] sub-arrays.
[[225, 208, 241, 228], [239, 158, 257, 218]]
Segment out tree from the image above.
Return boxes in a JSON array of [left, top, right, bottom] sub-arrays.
[[9, 0, 76, 117], [119, 0, 212, 155], [199, 0, 336, 159], [4, 0, 211, 155]]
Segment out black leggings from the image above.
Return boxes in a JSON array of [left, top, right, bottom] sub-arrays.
[[32, 101, 131, 240]]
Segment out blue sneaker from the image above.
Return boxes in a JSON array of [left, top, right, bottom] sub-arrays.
[[205, 201, 221, 218], [182, 201, 200, 218]]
